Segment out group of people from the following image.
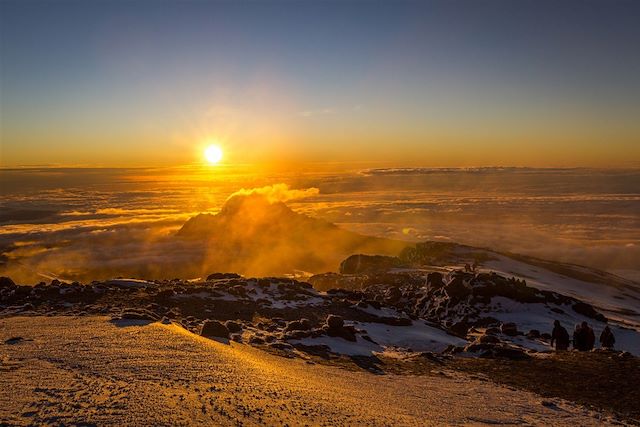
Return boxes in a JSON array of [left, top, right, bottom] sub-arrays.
[[550, 320, 615, 351]]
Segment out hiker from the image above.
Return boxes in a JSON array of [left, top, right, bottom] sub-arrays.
[[550, 320, 570, 350], [600, 326, 615, 349], [573, 323, 584, 350], [583, 322, 595, 351]]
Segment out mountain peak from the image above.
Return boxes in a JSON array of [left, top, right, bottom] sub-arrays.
[[175, 193, 407, 276]]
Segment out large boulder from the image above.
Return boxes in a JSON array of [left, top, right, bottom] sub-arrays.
[[200, 320, 229, 339], [444, 275, 471, 300], [326, 315, 344, 330], [0, 276, 16, 290], [284, 319, 312, 332], [384, 286, 402, 304], [478, 334, 501, 344], [465, 343, 531, 360], [572, 302, 607, 322], [427, 272, 444, 289], [500, 322, 519, 336], [323, 315, 356, 342], [224, 320, 243, 333], [339, 254, 401, 274]]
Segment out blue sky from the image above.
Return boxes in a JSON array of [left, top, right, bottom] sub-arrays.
[[1, 0, 639, 166]]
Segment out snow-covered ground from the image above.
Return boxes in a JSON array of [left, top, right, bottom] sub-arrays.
[[0, 316, 617, 426], [486, 296, 640, 355], [484, 253, 640, 323]]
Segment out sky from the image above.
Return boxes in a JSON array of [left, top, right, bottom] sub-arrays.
[[1, 0, 640, 168]]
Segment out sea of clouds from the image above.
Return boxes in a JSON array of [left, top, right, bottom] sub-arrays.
[[1, 166, 638, 283]]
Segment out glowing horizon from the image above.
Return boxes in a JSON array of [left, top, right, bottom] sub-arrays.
[[1, 0, 639, 168]]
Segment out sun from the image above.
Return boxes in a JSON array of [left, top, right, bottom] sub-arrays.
[[204, 144, 223, 165]]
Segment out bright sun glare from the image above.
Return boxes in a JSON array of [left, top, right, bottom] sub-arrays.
[[204, 144, 223, 165]]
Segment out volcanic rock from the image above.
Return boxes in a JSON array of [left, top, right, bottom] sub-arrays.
[[326, 315, 344, 329], [500, 322, 519, 336], [200, 320, 229, 339], [0, 276, 16, 290], [339, 254, 401, 274], [224, 320, 243, 333], [207, 273, 242, 281]]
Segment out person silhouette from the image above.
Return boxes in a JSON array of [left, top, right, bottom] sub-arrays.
[[599, 325, 615, 349], [550, 320, 569, 351], [573, 324, 584, 350]]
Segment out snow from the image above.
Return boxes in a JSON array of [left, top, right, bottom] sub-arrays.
[[485, 296, 640, 355], [291, 335, 382, 356], [355, 321, 467, 353], [170, 280, 326, 309], [292, 321, 466, 356], [355, 304, 410, 319], [484, 254, 640, 323]]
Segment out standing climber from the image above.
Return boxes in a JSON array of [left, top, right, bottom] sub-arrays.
[[550, 320, 570, 351], [600, 325, 615, 349]]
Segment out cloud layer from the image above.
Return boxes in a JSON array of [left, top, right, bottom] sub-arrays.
[[1, 167, 638, 283]]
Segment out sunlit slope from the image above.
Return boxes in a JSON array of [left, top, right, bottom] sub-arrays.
[[177, 192, 409, 276], [0, 316, 608, 426]]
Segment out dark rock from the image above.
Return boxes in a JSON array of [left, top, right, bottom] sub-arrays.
[[4, 336, 24, 344], [269, 341, 293, 351], [572, 302, 607, 322], [448, 320, 471, 338], [478, 334, 500, 344], [339, 254, 401, 274], [445, 274, 471, 300], [464, 342, 495, 353], [200, 320, 229, 339], [0, 277, 16, 290], [224, 320, 242, 333], [326, 324, 357, 342], [207, 273, 241, 281], [361, 335, 378, 344], [384, 287, 402, 303], [466, 342, 531, 360], [284, 319, 312, 332], [248, 336, 265, 345], [526, 329, 541, 339], [326, 314, 344, 330], [500, 322, 518, 336], [427, 272, 444, 289], [121, 309, 159, 321], [284, 330, 313, 340], [228, 285, 247, 297]]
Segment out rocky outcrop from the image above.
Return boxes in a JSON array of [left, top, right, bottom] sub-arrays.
[[0, 276, 17, 290], [207, 273, 242, 281], [200, 320, 229, 339], [339, 254, 401, 274], [323, 315, 357, 342]]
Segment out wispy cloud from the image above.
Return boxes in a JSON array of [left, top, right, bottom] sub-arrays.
[[298, 108, 335, 118]]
